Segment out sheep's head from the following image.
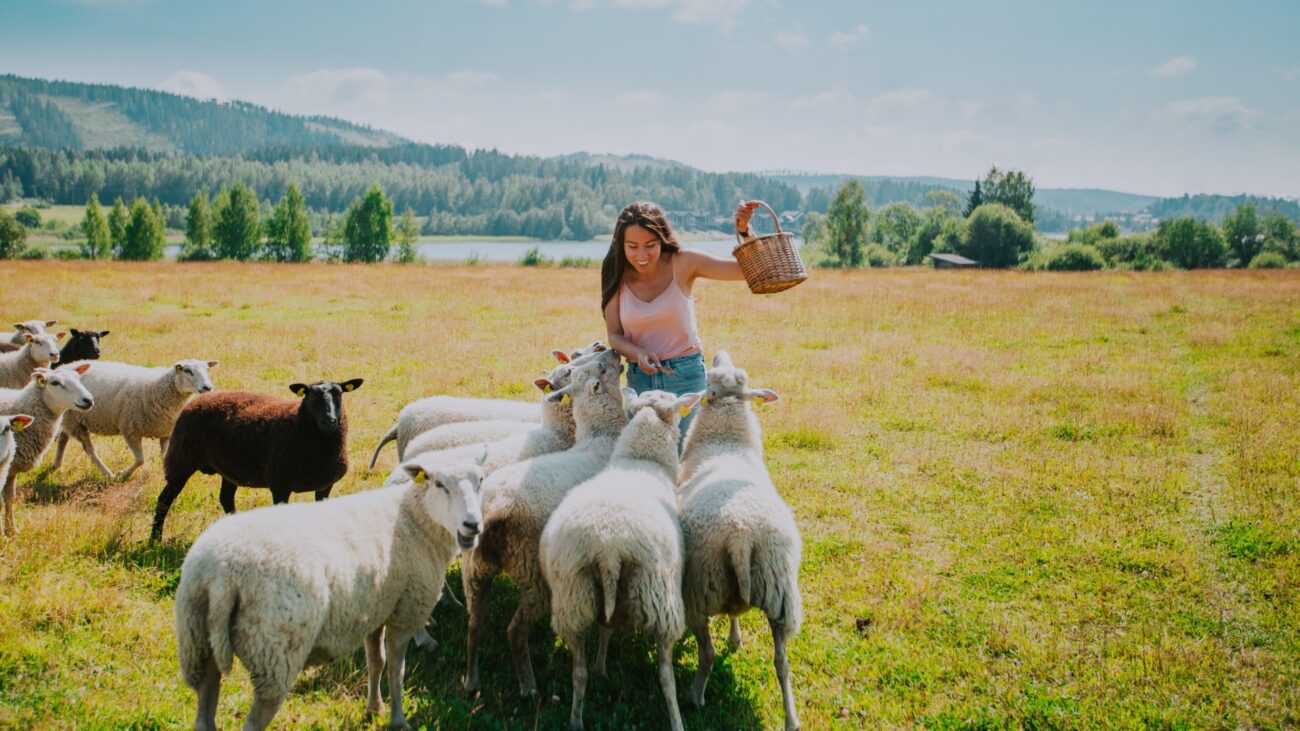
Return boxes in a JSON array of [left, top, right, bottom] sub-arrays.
[[622, 387, 702, 427], [402, 453, 485, 550], [543, 348, 623, 404], [550, 340, 608, 364], [289, 378, 363, 434], [66, 329, 109, 361], [536, 342, 617, 394], [11, 319, 56, 339], [24, 332, 63, 366], [703, 350, 779, 407], [172, 360, 218, 396], [34, 365, 93, 413], [0, 414, 35, 462]]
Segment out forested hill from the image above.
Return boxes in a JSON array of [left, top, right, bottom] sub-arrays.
[[0, 75, 404, 155]]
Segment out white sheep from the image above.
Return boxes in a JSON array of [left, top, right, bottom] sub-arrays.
[[677, 351, 802, 731], [0, 366, 94, 536], [539, 388, 701, 731], [460, 349, 628, 697], [0, 332, 62, 389], [0, 319, 56, 349], [367, 341, 607, 469], [0, 414, 35, 500], [51, 359, 217, 479], [173, 451, 486, 731]]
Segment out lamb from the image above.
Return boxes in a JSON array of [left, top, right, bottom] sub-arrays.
[[173, 450, 486, 730], [0, 319, 56, 354], [0, 414, 35, 502], [0, 332, 63, 389], [52, 359, 217, 479], [460, 349, 628, 697], [367, 341, 607, 469], [53, 328, 109, 367], [0, 366, 94, 536], [677, 351, 802, 731], [539, 388, 701, 731], [150, 378, 363, 542]]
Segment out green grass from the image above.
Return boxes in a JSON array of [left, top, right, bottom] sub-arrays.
[[0, 264, 1297, 729]]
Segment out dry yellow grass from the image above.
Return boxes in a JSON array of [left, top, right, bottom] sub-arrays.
[[0, 261, 1296, 729]]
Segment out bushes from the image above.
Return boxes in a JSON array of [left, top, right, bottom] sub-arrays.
[[864, 243, 899, 268], [1153, 218, 1227, 269], [1040, 243, 1105, 271], [1248, 252, 1288, 269], [1095, 235, 1167, 270], [0, 207, 29, 258], [959, 203, 1036, 268]]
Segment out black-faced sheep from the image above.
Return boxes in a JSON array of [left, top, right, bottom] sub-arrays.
[[150, 378, 363, 542], [53, 328, 109, 367]]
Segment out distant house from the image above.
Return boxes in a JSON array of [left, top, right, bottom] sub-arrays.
[[928, 253, 979, 268]]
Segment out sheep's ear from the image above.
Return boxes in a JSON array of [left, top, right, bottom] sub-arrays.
[[34, 372, 47, 387], [712, 351, 733, 368], [674, 392, 704, 418], [23, 333, 33, 343], [747, 388, 780, 404], [620, 386, 637, 404], [10, 414, 34, 432], [590, 341, 607, 352], [56, 331, 67, 340], [70, 328, 82, 337], [45, 320, 57, 327], [403, 464, 428, 484], [588, 379, 602, 395], [74, 363, 91, 375], [206, 360, 218, 369], [341, 378, 363, 392], [100, 330, 111, 338], [534, 378, 552, 393], [544, 384, 570, 403], [290, 383, 308, 397], [551, 349, 570, 364], [174, 364, 183, 373], [10, 323, 22, 331]]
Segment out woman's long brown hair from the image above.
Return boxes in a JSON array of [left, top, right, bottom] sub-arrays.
[[600, 201, 682, 311]]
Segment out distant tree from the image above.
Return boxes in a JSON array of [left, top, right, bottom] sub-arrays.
[[824, 179, 869, 268], [213, 182, 261, 260], [924, 189, 964, 218], [959, 203, 1036, 268], [907, 207, 962, 265], [80, 193, 111, 259], [976, 166, 1036, 225], [343, 184, 394, 263], [1042, 243, 1105, 271], [1221, 204, 1262, 266], [108, 197, 128, 256], [1248, 251, 1287, 269], [0, 208, 28, 258], [802, 186, 834, 214], [151, 198, 166, 232], [119, 197, 165, 261], [319, 213, 346, 262], [870, 202, 921, 254], [181, 188, 215, 261], [263, 182, 313, 262], [1260, 214, 1298, 261], [394, 207, 420, 264], [0, 171, 22, 203], [1067, 220, 1121, 246], [963, 179, 983, 217], [15, 207, 41, 229], [1153, 218, 1227, 269]]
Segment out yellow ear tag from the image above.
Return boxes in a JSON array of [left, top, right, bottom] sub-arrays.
[[12, 420, 26, 433], [700, 395, 709, 406], [562, 392, 571, 403], [679, 406, 692, 418], [412, 469, 427, 484], [543, 383, 552, 393], [35, 375, 46, 387], [293, 387, 306, 396], [344, 383, 355, 392]]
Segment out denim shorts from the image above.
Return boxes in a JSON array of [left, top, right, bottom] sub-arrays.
[[626, 352, 708, 439]]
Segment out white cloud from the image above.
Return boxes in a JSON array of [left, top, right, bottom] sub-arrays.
[[444, 70, 501, 89], [1155, 96, 1261, 132], [159, 70, 226, 101], [708, 90, 768, 108], [957, 99, 986, 121], [1030, 137, 1076, 152], [474, 0, 508, 6], [1013, 91, 1038, 116], [791, 88, 851, 109], [772, 29, 809, 54], [941, 130, 985, 152], [864, 88, 934, 117], [1151, 55, 1196, 77], [830, 23, 872, 49], [605, 0, 749, 31], [616, 89, 665, 105], [284, 67, 392, 106], [1284, 67, 1300, 82], [569, 0, 596, 9]]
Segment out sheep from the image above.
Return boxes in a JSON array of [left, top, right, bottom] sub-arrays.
[[173, 450, 486, 730], [368, 341, 607, 469], [53, 328, 109, 367], [0, 319, 56, 354], [150, 378, 364, 542], [458, 349, 630, 697], [677, 351, 802, 731], [51, 359, 217, 479], [0, 332, 63, 389], [0, 414, 35, 503], [539, 388, 701, 731], [0, 366, 94, 536]]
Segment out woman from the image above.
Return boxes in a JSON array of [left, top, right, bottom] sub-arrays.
[[601, 200, 759, 435]]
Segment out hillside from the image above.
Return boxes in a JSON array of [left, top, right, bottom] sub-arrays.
[[0, 74, 405, 156]]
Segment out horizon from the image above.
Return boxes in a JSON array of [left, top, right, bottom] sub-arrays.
[[2, 0, 1298, 199]]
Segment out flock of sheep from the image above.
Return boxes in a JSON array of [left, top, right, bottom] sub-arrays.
[[0, 318, 803, 731]]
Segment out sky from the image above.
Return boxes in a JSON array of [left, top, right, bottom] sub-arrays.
[[2, 0, 1298, 197]]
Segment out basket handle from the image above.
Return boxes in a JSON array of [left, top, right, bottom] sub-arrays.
[[734, 200, 783, 249]]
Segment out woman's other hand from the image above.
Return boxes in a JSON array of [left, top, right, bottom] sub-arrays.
[[636, 351, 674, 375], [735, 200, 760, 237]]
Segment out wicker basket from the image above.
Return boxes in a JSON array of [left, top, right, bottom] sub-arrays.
[[733, 200, 808, 294]]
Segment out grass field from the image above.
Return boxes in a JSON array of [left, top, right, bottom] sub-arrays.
[[0, 262, 1296, 730]]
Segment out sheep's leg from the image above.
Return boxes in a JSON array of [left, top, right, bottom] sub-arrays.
[[384, 629, 412, 730], [364, 628, 385, 715], [688, 616, 716, 708], [151, 471, 193, 542], [314, 484, 333, 501], [118, 435, 146, 480], [159, 437, 169, 461], [565, 632, 588, 731], [593, 626, 612, 677], [507, 591, 543, 698], [51, 431, 70, 470], [462, 554, 494, 693], [218, 479, 238, 514], [194, 653, 221, 731], [241, 692, 286, 731], [657, 634, 686, 731], [728, 615, 743, 648], [74, 429, 116, 478], [771, 617, 800, 731], [270, 486, 292, 505], [3, 473, 16, 537]]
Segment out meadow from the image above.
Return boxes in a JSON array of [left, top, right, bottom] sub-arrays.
[[0, 261, 1296, 730]]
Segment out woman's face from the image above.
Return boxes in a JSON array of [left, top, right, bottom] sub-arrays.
[[623, 224, 662, 275]]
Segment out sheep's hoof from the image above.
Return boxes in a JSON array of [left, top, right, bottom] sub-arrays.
[[463, 678, 481, 696]]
